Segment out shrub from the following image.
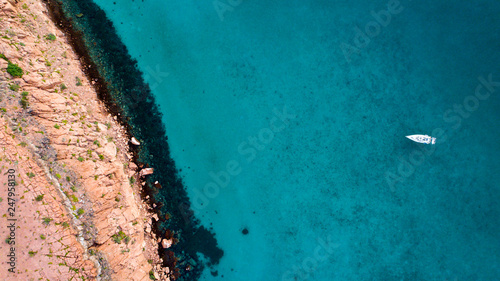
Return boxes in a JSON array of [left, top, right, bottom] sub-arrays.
[[111, 230, 129, 244], [60, 83, 67, 90], [0, 53, 7, 61], [35, 194, 44, 201], [28, 251, 37, 257], [40, 234, 46, 240], [20, 98, 28, 109], [54, 124, 60, 129], [7, 62, 23, 77], [55, 173, 61, 179], [20, 91, 29, 109], [9, 84, 20, 92], [42, 217, 52, 225], [111, 235, 121, 244], [98, 154, 104, 160], [77, 208, 84, 216], [45, 33, 56, 41], [27, 172, 35, 178], [75, 77, 82, 86], [62, 222, 70, 228], [77, 156, 84, 162]]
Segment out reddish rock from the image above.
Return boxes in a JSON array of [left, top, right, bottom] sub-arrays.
[[140, 167, 154, 177]]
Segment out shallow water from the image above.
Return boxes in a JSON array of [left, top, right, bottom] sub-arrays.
[[83, 0, 499, 280]]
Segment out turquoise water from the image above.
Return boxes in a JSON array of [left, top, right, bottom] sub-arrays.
[[75, 0, 500, 280]]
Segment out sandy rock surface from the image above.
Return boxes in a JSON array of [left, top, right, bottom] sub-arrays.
[[0, 1, 167, 280]]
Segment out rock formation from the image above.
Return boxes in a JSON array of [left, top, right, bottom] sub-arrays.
[[0, 1, 167, 280]]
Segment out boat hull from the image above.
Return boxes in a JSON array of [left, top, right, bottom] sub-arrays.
[[406, 134, 436, 144]]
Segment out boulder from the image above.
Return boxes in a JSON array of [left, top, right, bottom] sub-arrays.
[[24, 74, 62, 90], [161, 238, 173, 249], [1, 0, 17, 15], [130, 137, 140, 146], [139, 168, 154, 177], [103, 142, 117, 160]]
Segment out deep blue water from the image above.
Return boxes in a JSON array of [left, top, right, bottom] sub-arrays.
[[57, 0, 500, 280]]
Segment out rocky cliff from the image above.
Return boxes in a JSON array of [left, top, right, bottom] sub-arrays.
[[0, 0, 168, 280]]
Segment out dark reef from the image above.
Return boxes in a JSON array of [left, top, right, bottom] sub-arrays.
[[44, 0, 223, 279]]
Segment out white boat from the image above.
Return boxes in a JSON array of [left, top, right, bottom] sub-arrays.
[[406, 134, 436, 144]]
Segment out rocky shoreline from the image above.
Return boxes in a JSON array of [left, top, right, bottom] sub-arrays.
[[0, 0, 171, 280], [39, 0, 224, 279]]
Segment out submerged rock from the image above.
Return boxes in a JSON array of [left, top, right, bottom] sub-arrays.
[[130, 137, 140, 146], [154, 180, 162, 189]]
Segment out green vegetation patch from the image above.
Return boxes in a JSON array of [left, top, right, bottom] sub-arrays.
[[7, 62, 23, 78], [111, 230, 130, 244], [45, 33, 56, 41], [20, 91, 29, 109], [9, 84, 20, 92]]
